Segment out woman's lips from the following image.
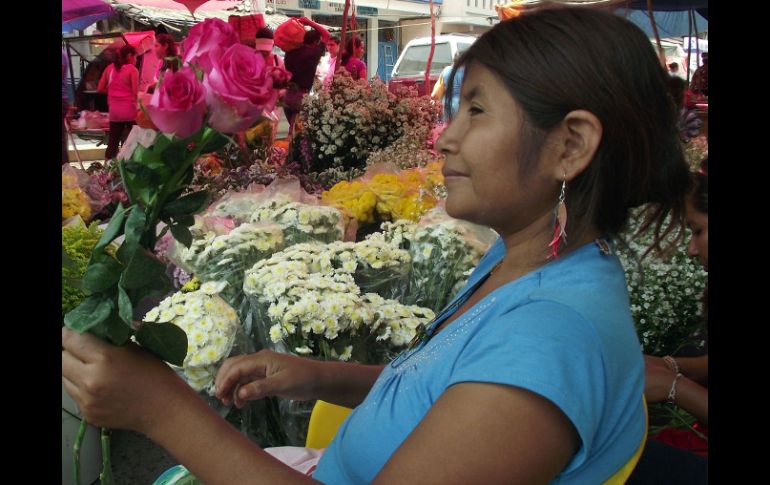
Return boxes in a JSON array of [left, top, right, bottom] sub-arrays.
[[442, 168, 469, 179]]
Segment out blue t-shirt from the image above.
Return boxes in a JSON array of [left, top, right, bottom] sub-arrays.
[[313, 237, 645, 484]]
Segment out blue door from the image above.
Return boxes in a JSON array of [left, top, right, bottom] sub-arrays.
[[377, 41, 398, 82]]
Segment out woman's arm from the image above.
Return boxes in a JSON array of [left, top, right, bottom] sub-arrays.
[[645, 365, 708, 424], [298, 17, 330, 44], [373, 382, 579, 484], [214, 350, 383, 409], [645, 354, 708, 386], [62, 329, 317, 485], [130, 66, 139, 99], [357, 62, 367, 81], [97, 65, 111, 94]]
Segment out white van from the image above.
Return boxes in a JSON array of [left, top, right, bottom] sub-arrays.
[[388, 34, 477, 96]]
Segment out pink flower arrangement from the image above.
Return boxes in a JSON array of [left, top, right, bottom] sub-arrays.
[[147, 18, 289, 137]]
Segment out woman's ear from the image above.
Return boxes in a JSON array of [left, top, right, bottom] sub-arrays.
[[555, 110, 603, 181]]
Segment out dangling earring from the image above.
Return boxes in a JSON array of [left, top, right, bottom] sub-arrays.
[[548, 176, 568, 259]]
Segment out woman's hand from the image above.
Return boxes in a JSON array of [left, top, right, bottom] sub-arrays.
[[61, 327, 185, 433], [215, 350, 324, 408]]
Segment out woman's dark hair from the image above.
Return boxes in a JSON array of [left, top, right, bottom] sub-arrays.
[[256, 27, 274, 40], [114, 45, 137, 71], [341, 36, 363, 65], [446, 7, 690, 254], [304, 29, 321, 45], [691, 159, 708, 214], [156, 33, 178, 57]]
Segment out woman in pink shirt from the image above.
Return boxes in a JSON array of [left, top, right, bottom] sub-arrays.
[[98, 45, 139, 160], [341, 36, 366, 81]]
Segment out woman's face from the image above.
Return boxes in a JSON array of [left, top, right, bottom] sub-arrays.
[[436, 62, 560, 233], [685, 195, 708, 271], [355, 42, 365, 58], [154, 41, 166, 59]]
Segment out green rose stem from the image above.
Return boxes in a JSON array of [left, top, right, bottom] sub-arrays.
[[73, 419, 88, 485], [99, 429, 115, 485]]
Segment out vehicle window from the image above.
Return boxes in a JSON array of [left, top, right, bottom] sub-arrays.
[[457, 43, 473, 55], [394, 43, 453, 76]]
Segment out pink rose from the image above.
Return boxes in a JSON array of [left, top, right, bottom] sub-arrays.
[[182, 18, 239, 73], [146, 67, 207, 137], [204, 44, 284, 133]]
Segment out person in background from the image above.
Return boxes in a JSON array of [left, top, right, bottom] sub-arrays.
[[431, 52, 464, 120], [148, 33, 179, 91], [629, 161, 708, 484], [255, 27, 284, 69], [283, 17, 330, 136], [340, 36, 366, 81], [668, 62, 686, 80], [689, 52, 708, 97], [316, 35, 340, 88], [98, 45, 139, 160], [62, 46, 71, 165]]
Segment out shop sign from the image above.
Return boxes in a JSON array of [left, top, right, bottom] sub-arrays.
[[357, 6, 378, 16], [299, 0, 321, 8]]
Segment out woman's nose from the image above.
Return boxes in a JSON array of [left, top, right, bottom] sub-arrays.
[[687, 237, 698, 257]]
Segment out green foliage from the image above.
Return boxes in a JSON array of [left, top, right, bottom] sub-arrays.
[[62, 222, 105, 317]]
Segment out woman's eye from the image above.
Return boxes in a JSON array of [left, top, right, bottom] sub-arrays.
[[469, 105, 484, 115]]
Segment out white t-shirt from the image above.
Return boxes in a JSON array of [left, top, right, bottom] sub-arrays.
[[316, 53, 337, 87]]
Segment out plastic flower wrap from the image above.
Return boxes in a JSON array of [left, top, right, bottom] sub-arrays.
[[616, 208, 708, 355], [361, 293, 435, 361], [177, 223, 285, 319], [244, 251, 432, 363], [142, 281, 241, 395], [250, 200, 345, 245], [62, 167, 93, 222], [208, 191, 279, 223], [400, 208, 497, 313]]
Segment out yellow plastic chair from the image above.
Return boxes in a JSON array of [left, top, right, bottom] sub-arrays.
[[602, 396, 649, 484], [306, 396, 648, 483], [305, 400, 354, 449]]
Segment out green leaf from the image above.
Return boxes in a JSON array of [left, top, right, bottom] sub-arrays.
[[64, 295, 113, 332], [117, 285, 133, 326], [162, 142, 188, 170], [201, 131, 231, 154], [118, 206, 147, 262], [174, 215, 195, 227], [136, 322, 188, 366], [121, 248, 167, 289], [170, 224, 193, 248], [91, 312, 132, 345], [132, 277, 171, 306], [162, 191, 210, 217], [93, 204, 126, 254], [82, 257, 123, 293]]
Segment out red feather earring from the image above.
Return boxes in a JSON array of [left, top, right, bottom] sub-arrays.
[[548, 177, 568, 259]]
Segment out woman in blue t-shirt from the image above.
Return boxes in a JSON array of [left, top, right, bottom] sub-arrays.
[[62, 8, 692, 484]]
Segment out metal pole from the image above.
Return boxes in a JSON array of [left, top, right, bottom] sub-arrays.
[[646, 0, 666, 67], [424, 0, 436, 93]]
